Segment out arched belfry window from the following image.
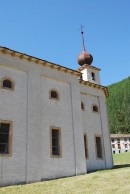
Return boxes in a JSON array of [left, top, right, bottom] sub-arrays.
[[80, 74, 83, 80], [92, 105, 98, 113], [81, 101, 85, 111], [1, 78, 14, 90], [91, 72, 95, 81], [49, 89, 59, 100]]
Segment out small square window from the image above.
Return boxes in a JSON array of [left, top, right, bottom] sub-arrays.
[[1, 78, 14, 90], [49, 89, 59, 100], [92, 105, 99, 113]]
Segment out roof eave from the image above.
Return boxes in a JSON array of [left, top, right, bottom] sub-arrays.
[[0, 46, 81, 77]]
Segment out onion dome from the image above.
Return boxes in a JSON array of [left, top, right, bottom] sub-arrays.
[[77, 26, 93, 66], [77, 50, 93, 66]]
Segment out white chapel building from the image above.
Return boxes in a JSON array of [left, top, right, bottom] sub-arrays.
[[0, 31, 113, 186]]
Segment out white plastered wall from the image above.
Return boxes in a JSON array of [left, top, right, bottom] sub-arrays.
[[80, 84, 113, 171], [0, 65, 27, 186], [0, 52, 86, 185]]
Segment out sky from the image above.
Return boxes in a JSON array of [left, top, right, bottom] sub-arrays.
[[0, 0, 130, 86]]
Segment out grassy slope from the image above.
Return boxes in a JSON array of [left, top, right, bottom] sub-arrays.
[[113, 152, 130, 165], [0, 153, 130, 194]]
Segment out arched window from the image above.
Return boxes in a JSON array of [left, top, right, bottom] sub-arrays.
[[1, 78, 14, 90], [49, 89, 59, 100], [81, 101, 85, 111], [92, 105, 98, 112], [91, 72, 95, 81]]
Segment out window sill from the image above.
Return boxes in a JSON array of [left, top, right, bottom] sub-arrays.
[[0, 153, 12, 157], [50, 155, 62, 158]]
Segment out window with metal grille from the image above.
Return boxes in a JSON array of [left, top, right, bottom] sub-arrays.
[[51, 128, 61, 157], [0, 123, 10, 154]]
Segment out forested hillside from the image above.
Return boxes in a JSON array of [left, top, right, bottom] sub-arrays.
[[107, 77, 130, 134]]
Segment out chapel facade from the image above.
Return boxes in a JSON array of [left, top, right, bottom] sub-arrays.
[[0, 31, 113, 186]]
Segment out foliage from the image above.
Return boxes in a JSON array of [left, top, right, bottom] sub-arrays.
[[107, 77, 130, 134]]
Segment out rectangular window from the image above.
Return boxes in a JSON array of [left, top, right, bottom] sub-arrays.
[[118, 144, 121, 149], [112, 144, 115, 148], [0, 121, 12, 155], [125, 144, 128, 148], [50, 127, 62, 157], [84, 134, 88, 159], [95, 136, 103, 159], [112, 138, 114, 143]]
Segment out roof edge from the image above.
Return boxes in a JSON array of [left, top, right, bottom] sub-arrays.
[[0, 46, 81, 76], [77, 64, 101, 71], [79, 79, 109, 97]]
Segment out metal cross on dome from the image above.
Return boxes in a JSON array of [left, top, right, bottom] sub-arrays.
[[80, 25, 86, 51], [80, 25, 84, 33]]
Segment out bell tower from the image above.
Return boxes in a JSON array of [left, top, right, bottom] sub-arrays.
[[77, 26, 100, 85]]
